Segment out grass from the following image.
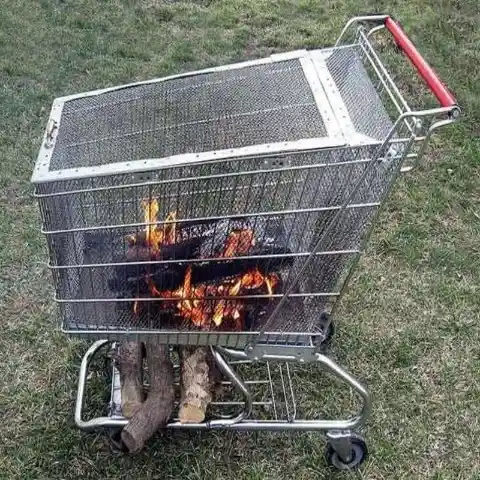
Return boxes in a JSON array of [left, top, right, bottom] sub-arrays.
[[0, 0, 479, 478]]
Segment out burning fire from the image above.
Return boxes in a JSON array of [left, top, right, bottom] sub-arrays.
[[222, 228, 255, 257], [210, 269, 278, 327], [128, 199, 177, 251], [130, 198, 279, 329], [147, 265, 279, 330]]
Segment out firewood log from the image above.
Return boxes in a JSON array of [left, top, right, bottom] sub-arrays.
[[108, 248, 293, 293], [178, 346, 218, 423], [121, 342, 174, 452], [116, 341, 144, 418]]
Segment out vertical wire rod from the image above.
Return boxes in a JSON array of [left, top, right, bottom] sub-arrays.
[[254, 108, 452, 343]]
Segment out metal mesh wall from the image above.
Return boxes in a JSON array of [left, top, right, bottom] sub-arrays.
[[37, 142, 407, 341], [50, 60, 327, 171], [34, 44, 414, 346], [327, 46, 394, 141]]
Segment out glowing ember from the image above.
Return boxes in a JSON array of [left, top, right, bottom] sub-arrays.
[[222, 228, 255, 257], [133, 300, 140, 316], [172, 267, 278, 329]]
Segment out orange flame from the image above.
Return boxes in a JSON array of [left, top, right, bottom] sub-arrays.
[[130, 199, 279, 326], [133, 199, 177, 251], [133, 300, 140, 316], [173, 267, 278, 329]]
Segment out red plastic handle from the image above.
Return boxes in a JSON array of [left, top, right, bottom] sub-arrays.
[[384, 17, 457, 108]]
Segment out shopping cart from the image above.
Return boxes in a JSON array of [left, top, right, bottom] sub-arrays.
[[32, 15, 459, 470]]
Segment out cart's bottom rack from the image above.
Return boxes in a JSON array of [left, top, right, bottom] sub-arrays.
[[75, 340, 371, 471]]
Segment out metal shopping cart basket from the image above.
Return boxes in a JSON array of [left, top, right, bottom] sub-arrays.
[[32, 15, 460, 470]]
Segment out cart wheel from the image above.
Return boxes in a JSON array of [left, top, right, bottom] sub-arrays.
[[106, 428, 128, 454], [312, 313, 335, 350], [325, 434, 368, 471]]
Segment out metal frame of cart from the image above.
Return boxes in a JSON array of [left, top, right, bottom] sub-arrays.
[[32, 15, 460, 471]]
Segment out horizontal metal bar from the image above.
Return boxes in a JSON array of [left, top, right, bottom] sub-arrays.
[[65, 331, 318, 349], [220, 380, 270, 386], [54, 291, 339, 303], [48, 249, 360, 270], [41, 203, 380, 235], [34, 157, 372, 198], [75, 417, 366, 432], [391, 136, 426, 144], [34, 137, 345, 184]]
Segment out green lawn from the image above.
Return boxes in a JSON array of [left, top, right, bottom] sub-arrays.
[[1, 1, 479, 478]]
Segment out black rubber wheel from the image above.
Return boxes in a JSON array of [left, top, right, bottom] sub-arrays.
[[106, 429, 128, 454], [321, 318, 335, 347], [312, 313, 335, 351], [325, 435, 368, 471]]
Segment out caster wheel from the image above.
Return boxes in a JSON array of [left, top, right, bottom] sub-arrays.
[[106, 429, 128, 454], [325, 434, 368, 471], [312, 313, 335, 351]]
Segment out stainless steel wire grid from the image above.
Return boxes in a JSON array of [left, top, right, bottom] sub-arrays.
[[107, 347, 299, 423], [52, 15, 461, 470], [32, 16, 459, 351]]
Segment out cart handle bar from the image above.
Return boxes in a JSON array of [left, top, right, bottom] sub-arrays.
[[384, 17, 456, 109]]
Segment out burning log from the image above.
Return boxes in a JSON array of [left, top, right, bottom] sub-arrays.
[[108, 197, 290, 330], [115, 341, 144, 418], [109, 247, 293, 293], [178, 346, 218, 423], [121, 341, 174, 453], [164, 266, 279, 330], [125, 237, 202, 262]]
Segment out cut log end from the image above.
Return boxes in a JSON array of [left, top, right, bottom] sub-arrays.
[[178, 346, 218, 425], [178, 405, 206, 424]]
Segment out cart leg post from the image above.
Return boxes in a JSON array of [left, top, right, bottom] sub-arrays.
[[210, 347, 253, 424], [315, 352, 372, 427], [75, 340, 128, 432]]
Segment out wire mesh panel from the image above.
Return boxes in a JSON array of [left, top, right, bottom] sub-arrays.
[[33, 44, 418, 347], [49, 59, 327, 171]]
